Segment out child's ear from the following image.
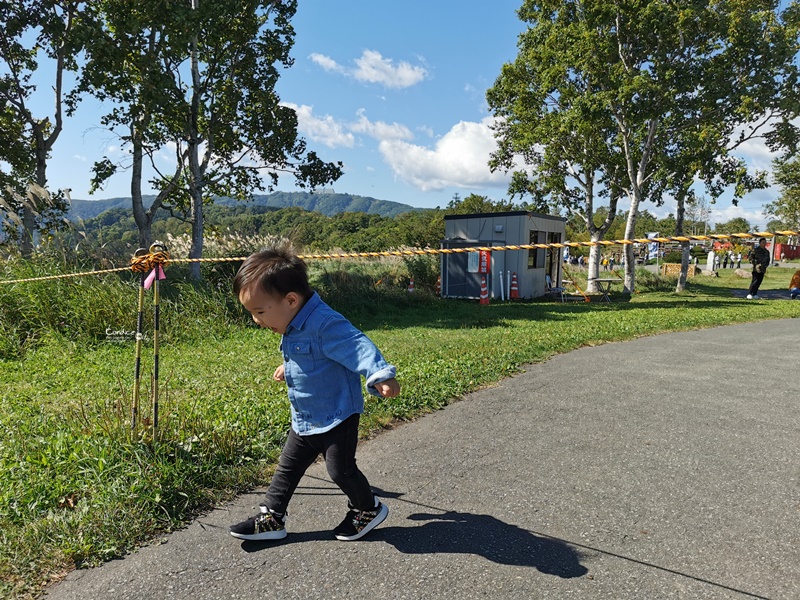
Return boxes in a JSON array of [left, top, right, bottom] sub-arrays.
[[286, 292, 301, 307]]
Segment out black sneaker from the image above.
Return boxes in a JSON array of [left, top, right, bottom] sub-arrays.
[[333, 499, 388, 541], [229, 505, 287, 541]]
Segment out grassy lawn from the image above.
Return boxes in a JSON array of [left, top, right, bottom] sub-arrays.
[[1, 263, 798, 598]]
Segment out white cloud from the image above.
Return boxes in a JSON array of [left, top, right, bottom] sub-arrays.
[[709, 203, 768, 229], [379, 117, 511, 191], [310, 50, 427, 89], [732, 135, 777, 172], [309, 52, 345, 74], [73, 154, 87, 162], [353, 50, 427, 88], [276, 107, 512, 194], [282, 102, 355, 149], [349, 109, 412, 141], [281, 104, 413, 148]]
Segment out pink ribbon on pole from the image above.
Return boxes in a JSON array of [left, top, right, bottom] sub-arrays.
[[144, 265, 166, 289]]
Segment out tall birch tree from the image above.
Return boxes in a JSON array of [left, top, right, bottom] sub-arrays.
[[81, 0, 342, 276], [175, 0, 343, 278]]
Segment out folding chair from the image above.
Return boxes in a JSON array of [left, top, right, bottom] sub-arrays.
[[545, 274, 565, 302]]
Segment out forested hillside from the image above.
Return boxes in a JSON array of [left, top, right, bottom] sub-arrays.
[[67, 191, 419, 222]]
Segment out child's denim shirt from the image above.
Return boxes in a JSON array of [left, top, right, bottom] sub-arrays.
[[280, 292, 396, 435]]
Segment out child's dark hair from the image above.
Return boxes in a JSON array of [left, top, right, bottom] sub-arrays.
[[233, 245, 313, 298]]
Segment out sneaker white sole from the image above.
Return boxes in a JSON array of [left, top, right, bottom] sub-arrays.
[[335, 502, 389, 541], [229, 528, 287, 541]]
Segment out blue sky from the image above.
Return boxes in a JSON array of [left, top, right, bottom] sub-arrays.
[[33, 0, 782, 227]]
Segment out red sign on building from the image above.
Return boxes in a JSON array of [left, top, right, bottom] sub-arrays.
[[479, 250, 491, 274]]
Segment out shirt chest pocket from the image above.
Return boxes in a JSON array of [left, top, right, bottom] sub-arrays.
[[287, 341, 316, 372]]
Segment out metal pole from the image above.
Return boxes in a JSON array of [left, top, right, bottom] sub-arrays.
[[149, 242, 168, 440], [131, 248, 148, 432]]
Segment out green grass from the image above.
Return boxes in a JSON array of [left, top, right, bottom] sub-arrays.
[[1, 260, 799, 598]]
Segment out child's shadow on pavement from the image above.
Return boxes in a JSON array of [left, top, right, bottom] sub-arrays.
[[373, 510, 588, 579]]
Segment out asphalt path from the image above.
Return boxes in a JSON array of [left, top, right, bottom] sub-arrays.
[[46, 319, 800, 600]]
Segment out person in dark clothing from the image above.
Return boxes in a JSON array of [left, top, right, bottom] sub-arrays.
[[747, 238, 771, 299]]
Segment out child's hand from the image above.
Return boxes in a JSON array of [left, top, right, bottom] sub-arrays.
[[273, 364, 285, 382], [375, 377, 400, 398]]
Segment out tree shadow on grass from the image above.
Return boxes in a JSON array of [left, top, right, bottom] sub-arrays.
[[371, 295, 766, 331]]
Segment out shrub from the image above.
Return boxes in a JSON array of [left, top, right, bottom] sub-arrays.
[[635, 267, 677, 292], [402, 254, 440, 290], [0, 256, 242, 359]]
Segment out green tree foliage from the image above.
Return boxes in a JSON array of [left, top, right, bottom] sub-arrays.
[[77, 0, 342, 277], [486, 0, 622, 291], [766, 156, 800, 234], [445, 193, 515, 214], [0, 1, 88, 254], [714, 217, 753, 236], [488, 0, 800, 293], [568, 209, 679, 254], [73, 1, 191, 249], [393, 209, 445, 249], [62, 203, 445, 261]]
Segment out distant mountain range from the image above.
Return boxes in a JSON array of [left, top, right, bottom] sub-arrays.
[[66, 191, 421, 221]]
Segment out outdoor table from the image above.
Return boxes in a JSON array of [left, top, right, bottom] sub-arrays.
[[591, 278, 622, 302]]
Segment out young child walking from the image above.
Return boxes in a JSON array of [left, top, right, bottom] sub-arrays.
[[229, 245, 400, 542]]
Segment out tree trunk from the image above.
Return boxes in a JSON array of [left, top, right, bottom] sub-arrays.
[[19, 133, 51, 256], [130, 132, 152, 249], [675, 188, 689, 293], [581, 175, 618, 294], [19, 205, 35, 257], [188, 13, 203, 281], [189, 186, 203, 280], [619, 116, 658, 294], [587, 237, 601, 290], [622, 193, 640, 294]]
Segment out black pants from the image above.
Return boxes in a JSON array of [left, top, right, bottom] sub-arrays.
[[749, 269, 765, 295], [264, 413, 374, 515]]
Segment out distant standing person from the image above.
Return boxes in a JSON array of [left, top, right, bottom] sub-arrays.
[[736, 252, 742, 269], [722, 253, 729, 269], [747, 238, 771, 300]]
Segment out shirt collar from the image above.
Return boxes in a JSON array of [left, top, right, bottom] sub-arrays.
[[285, 291, 320, 334]]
